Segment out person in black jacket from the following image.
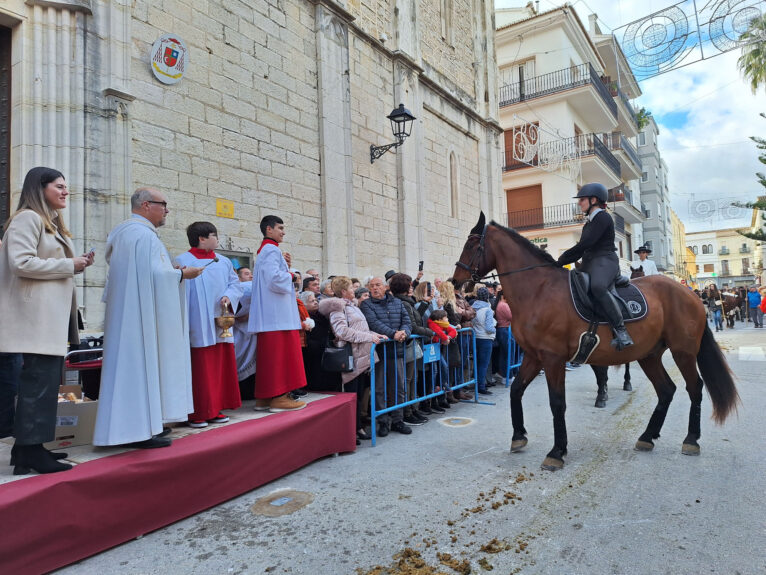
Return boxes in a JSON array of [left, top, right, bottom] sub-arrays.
[[556, 183, 634, 349], [360, 277, 413, 436]]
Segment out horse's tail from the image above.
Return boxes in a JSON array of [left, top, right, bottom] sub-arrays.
[[696, 324, 740, 424]]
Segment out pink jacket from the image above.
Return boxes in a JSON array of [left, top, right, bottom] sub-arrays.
[[495, 301, 512, 328], [318, 297, 378, 385]]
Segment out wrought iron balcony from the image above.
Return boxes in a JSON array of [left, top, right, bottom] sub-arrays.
[[740, 246, 751, 253], [602, 132, 642, 171], [499, 62, 617, 118], [608, 185, 633, 204], [503, 132, 621, 179], [506, 202, 584, 231], [720, 247, 730, 255], [614, 213, 625, 234], [615, 85, 639, 130]]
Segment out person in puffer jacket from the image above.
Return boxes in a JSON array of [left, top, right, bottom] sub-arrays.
[[471, 287, 496, 395]]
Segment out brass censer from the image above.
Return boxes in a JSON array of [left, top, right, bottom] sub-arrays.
[[215, 300, 235, 338]]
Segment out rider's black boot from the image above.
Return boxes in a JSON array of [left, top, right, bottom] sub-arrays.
[[595, 292, 634, 350]]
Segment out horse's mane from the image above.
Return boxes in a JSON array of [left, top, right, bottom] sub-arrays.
[[489, 221, 558, 265]]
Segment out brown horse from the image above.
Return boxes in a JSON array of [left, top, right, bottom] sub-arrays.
[[453, 213, 739, 470]]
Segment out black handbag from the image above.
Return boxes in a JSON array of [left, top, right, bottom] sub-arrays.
[[320, 310, 355, 373], [448, 339, 462, 367]]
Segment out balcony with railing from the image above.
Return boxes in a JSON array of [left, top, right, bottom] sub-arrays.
[[720, 247, 730, 255], [498, 62, 618, 132], [506, 202, 584, 232], [608, 184, 644, 224], [740, 246, 751, 253], [602, 131, 642, 179], [503, 132, 621, 187], [611, 84, 640, 137]]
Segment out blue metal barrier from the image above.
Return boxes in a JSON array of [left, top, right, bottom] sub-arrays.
[[368, 327, 490, 446], [502, 327, 524, 387]]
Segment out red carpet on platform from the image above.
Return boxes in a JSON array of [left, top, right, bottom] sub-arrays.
[[0, 393, 356, 575]]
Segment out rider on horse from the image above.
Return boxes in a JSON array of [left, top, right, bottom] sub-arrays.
[[556, 182, 634, 350]]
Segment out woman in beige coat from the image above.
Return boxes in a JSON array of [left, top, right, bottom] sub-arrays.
[[0, 167, 94, 474], [318, 276, 387, 442]]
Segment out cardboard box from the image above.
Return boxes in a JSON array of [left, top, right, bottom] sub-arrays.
[[44, 385, 98, 450]]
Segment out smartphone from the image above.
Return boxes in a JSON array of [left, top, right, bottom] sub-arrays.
[[418, 260, 424, 271], [87, 247, 95, 255]]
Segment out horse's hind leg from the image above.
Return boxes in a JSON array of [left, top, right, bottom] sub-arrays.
[[671, 349, 703, 456], [510, 355, 542, 452], [623, 362, 632, 391], [591, 365, 608, 408], [635, 353, 676, 451]]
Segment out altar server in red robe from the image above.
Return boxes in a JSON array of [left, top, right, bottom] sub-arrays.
[[247, 215, 307, 412], [175, 222, 244, 427]]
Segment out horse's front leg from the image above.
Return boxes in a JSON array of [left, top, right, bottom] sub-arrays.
[[509, 354, 542, 452], [542, 357, 568, 471]]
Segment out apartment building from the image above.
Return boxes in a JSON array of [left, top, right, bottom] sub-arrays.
[[495, 4, 643, 271]]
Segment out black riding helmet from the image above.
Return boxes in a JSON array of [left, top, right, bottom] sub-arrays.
[[573, 182, 608, 204]]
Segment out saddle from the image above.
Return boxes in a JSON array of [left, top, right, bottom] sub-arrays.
[[569, 270, 648, 324]]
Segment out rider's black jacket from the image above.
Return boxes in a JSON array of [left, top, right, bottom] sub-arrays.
[[556, 209, 617, 267]]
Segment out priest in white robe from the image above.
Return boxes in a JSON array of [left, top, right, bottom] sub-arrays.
[[94, 188, 203, 448], [247, 215, 306, 412], [175, 222, 243, 427], [631, 244, 660, 276]]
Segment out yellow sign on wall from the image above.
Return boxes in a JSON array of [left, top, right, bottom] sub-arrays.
[[216, 198, 235, 219]]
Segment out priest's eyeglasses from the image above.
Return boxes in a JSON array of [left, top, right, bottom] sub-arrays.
[[146, 200, 168, 208]]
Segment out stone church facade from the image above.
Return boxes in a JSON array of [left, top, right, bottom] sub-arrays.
[[0, 0, 501, 328]]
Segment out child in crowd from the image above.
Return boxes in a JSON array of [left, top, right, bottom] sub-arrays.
[[427, 310, 459, 404]]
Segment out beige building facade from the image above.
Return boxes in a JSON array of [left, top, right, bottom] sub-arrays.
[[0, 0, 502, 328]]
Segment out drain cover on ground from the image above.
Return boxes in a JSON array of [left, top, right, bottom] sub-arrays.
[[250, 489, 314, 517], [438, 417, 474, 427]]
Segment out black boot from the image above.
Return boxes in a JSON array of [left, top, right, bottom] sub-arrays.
[[596, 292, 634, 350], [13, 444, 72, 475], [10, 444, 68, 466]]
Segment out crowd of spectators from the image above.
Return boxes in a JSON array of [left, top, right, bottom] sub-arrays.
[[236, 262, 515, 441]]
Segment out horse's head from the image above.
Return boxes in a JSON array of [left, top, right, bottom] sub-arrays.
[[453, 212, 490, 287], [630, 265, 645, 279]]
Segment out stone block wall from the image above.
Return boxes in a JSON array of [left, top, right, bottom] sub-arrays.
[[129, 0, 322, 265]]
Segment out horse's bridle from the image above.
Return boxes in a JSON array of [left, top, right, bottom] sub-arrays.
[[455, 225, 557, 283]]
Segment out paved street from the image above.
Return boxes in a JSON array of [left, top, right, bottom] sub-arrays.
[[60, 326, 766, 575]]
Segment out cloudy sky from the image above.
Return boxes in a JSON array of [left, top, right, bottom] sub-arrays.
[[495, 0, 765, 232]]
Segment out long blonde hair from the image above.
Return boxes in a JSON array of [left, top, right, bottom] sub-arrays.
[[439, 281, 457, 307], [7, 167, 71, 236]]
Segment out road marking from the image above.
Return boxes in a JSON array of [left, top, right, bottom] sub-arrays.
[[738, 346, 766, 361]]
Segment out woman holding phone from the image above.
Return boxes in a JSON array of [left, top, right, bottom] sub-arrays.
[[0, 167, 94, 474]]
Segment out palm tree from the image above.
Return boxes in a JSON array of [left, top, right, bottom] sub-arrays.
[[737, 13, 766, 94]]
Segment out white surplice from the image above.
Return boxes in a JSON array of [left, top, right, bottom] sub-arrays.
[[247, 242, 300, 334], [93, 215, 194, 446], [173, 251, 243, 348], [631, 258, 660, 276], [233, 280, 257, 381]]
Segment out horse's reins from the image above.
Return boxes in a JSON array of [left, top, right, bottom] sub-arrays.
[[455, 226, 556, 283]]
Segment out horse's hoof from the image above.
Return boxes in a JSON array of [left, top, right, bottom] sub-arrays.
[[682, 443, 700, 456], [623, 382, 632, 391], [634, 440, 654, 451], [510, 438, 528, 452], [541, 456, 564, 471], [595, 399, 606, 408]]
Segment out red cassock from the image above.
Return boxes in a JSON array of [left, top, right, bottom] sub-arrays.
[[254, 330, 307, 399], [189, 343, 242, 420]]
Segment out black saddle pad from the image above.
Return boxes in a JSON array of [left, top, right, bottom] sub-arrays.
[[569, 270, 648, 324]]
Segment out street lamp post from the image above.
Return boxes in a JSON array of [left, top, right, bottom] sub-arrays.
[[370, 103, 416, 163]]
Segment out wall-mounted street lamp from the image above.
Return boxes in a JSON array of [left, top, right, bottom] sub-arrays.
[[370, 103, 416, 164]]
